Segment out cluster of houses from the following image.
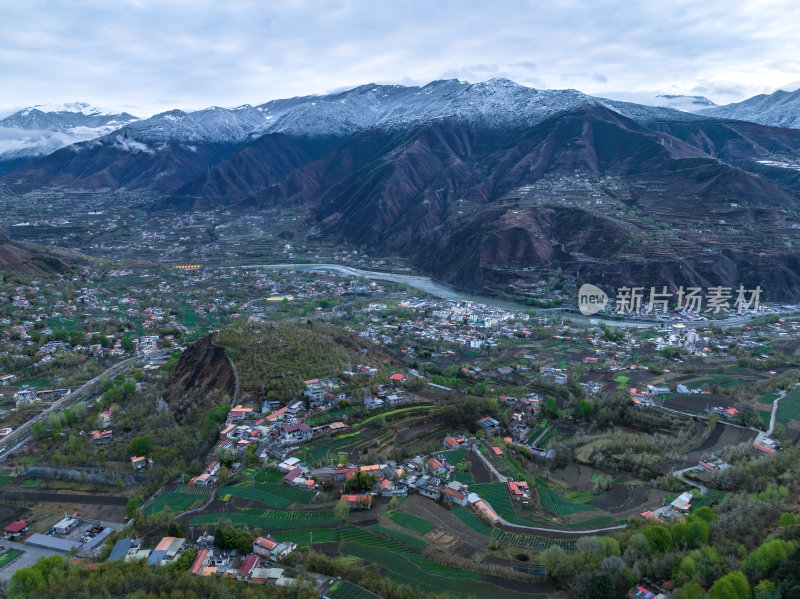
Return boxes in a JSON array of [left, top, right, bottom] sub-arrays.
[[359, 298, 535, 349], [107, 533, 298, 585], [13, 386, 70, 408]]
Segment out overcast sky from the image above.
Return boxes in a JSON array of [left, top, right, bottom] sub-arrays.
[[2, 0, 799, 118]]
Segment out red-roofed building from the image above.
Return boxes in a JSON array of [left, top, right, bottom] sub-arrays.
[[442, 486, 468, 506], [443, 436, 459, 449], [491, 446, 503, 456], [237, 554, 260, 580], [427, 457, 446, 475], [266, 406, 288, 422], [334, 467, 357, 482], [341, 494, 373, 509], [190, 549, 209, 575], [3, 519, 29, 539], [754, 442, 776, 455], [389, 374, 405, 382], [282, 467, 302, 484]]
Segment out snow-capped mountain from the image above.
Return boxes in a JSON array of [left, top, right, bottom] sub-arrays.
[[700, 88, 800, 129], [69, 78, 708, 150], [0, 102, 138, 175]]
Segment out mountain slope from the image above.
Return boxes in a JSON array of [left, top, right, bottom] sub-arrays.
[[2, 79, 710, 192], [0, 103, 138, 176], [0, 240, 87, 275], [700, 88, 800, 129]]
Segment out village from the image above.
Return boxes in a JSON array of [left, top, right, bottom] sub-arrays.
[[0, 259, 798, 598]]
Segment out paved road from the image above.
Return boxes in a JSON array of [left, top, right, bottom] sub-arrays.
[[0, 539, 62, 581], [673, 467, 709, 496], [766, 391, 785, 436], [487, 502, 628, 535], [0, 356, 140, 461], [474, 447, 508, 483]]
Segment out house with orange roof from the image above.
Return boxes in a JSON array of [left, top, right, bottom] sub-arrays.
[[341, 494, 373, 509]]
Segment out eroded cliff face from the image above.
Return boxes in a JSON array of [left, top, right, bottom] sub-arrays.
[[164, 332, 236, 424]]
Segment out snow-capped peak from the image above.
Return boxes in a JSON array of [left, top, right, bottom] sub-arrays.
[[25, 102, 112, 116]]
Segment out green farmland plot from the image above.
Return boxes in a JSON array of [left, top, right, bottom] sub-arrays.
[[253, 482, 325, 504], [253, 468, 285, 483], [494, 530, 575, 553], [450, 505, 491, 536], [759, 392, 780, 405], [145, 492, 206, 515], [776, 390, 800, 424], [469, 483, 541, 526], [537, 486, 597, 515], [368, 524, 427, 550], [218, 485, 291, 508], [388, 511, 436, 535], [439, 448, 467, 464], [343, 540, 536, 599], [275, 528, 338, 547], [0, 549, 23, 569], [326, 581, 382, 599], [190, 508, 337, 530], [450, 471, 474, 485]]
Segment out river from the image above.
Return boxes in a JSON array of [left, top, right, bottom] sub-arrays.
[[236, 262, 663, 329]]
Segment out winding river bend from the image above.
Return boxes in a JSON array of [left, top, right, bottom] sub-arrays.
[[237, 263, 664, 329], [237, 262, 787, 329]]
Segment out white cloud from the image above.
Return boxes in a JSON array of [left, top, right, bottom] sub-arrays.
[[0, 0, 799, 116]]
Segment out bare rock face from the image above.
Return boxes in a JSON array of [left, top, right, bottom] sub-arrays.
[[164, 333, 236, 424]]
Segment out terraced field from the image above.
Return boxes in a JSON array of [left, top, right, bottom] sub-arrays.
[[450, 471, 474, 485], [759, 392, 781, 405], [338, 528, 537, 599], [145, 491, 207, 515], [368, 524, 427, 550], [252, 481, 324, 504], [537, 486, 598, 515], [252, 468, 285, 483], [388, 511, 436, 535], [275, 527, 338, 547], [190, 508, 337, 529], [469, 483, 542, 526], [776, 390, 800, 423], [494, 530, 575, 552], [451, 505, 491, 536], [294, 432, 365, 464], [217, 485, 291, 508], [326, 580, 381, 599]]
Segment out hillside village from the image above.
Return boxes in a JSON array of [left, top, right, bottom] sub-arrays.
[[0, 263, 799, 598]]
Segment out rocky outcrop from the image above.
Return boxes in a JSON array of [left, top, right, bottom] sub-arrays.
[[164, 333, 236, 424]]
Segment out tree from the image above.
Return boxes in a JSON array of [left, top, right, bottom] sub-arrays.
[[709, 572, 750, 599], [345, 472, 378, 493], [644, 525, 674, 553], [244, 444, 258, 467], [779, 512, 797, 537], [575, 399, 594, 421], [167, 521, 184, 538], [125, 498, 140, 520], [676, 582, 706, 599], [333, 500, 350, 522], [128, 435, 152, 456], [540, 545, 569, 581], [685, 519, 710, 548], [587, 571, 616, 599]]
